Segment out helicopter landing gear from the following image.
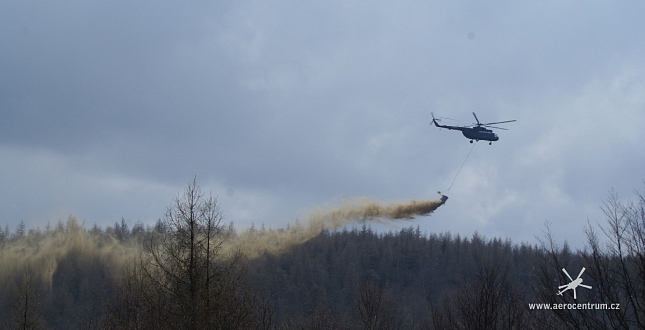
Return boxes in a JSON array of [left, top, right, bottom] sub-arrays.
[[470, 140, 473, 143], [489, 141, 492, 145]]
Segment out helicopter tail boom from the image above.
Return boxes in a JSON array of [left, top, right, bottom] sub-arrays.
[[430, 113, 462, 131]]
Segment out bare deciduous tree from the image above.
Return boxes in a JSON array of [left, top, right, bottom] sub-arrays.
[[355, 281, 403, 330], [102, 179, 270, 329], [582, 189, 645, 329], [430, 257, 526, 329], [533, 188, 645, 330], [7, 265, 45, 330]]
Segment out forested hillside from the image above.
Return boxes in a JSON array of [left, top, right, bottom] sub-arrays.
[[246, 225, 541, 328], [1, 185, 643, 329]]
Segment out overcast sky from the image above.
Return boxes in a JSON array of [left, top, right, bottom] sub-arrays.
[[2, 1, 645, 248]]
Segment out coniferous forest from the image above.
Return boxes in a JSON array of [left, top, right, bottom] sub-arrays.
[[1, 182, 644, 329]]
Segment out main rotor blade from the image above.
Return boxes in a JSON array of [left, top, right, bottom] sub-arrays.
[[562, 268, 574, 282], [481, 119, 516, 126], [576, 267, 586, 279], [472, 112, 480, 125], [482, 125, 508, 130], [438, 115, 462, 122]]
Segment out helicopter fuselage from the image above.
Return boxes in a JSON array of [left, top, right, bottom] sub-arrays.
[[461, 126, 498, 142], [431, 119, 499, 142]]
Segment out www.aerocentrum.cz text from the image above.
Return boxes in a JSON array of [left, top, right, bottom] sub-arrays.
[[529, 303, 620, 310]]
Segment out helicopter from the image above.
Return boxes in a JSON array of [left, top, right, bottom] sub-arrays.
[[431, 112, 516, 144], [557, 267, 592, 300]]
